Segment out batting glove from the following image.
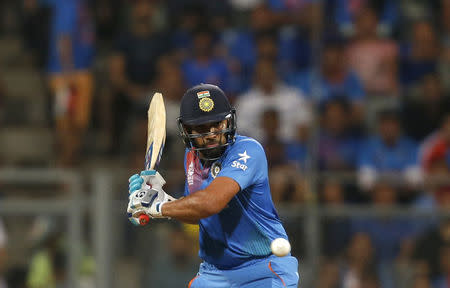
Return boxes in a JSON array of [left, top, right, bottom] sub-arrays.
[[128, 170, 166, 194], [127, 170, 175, 225]]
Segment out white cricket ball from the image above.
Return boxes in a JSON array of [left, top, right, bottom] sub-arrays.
[[271, 238, 291, 257]]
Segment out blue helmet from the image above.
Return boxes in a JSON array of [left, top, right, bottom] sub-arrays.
[[177, 84, 236, 160]]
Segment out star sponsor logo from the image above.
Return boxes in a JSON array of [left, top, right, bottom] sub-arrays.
[[238, 151, 251, 163], [231, 160, 248, 171]]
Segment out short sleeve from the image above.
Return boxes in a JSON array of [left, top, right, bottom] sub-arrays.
[[218, 139, 267, 191]]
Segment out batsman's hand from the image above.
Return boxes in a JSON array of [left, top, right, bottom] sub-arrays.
[[127, 170, 175, 225], [128, 170, 166, 194]]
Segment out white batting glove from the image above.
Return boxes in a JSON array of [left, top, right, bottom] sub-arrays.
[[127, 186, 174, 219], [128, 170, 166, 194], [127, 170, 175, 224]]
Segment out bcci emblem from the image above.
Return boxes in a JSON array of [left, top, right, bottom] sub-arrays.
[[199, 97, 214, 112], [211, 162, 221, 178]]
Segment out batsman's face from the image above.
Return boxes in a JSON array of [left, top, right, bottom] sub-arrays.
[[189, 120, 228, 149]]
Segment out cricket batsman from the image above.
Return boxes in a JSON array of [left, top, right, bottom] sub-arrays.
[[127, 84, 299, 287]]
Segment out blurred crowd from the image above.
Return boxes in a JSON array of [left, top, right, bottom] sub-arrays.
[[0, 0, 450, 287]]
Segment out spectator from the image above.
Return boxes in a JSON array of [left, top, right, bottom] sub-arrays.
[[261, 109, 308, 203], [358, 108, 421, 191], [341, 233, 376, 288], [144, 223, 200, 287], [330, 0, 399, 37], [317, 260, 340, 288], [44, 0, 95, 166], [152, 56, 186, 140], [420, 113, 450, 206], [169, 3, 205, 62], [26, 228, 66, 288], [399, 21, 440, 87], [236, 58, 312, 143], [219, 5, 311, 93], [261, 109, 289, 168], [414, 218, 450, 281], [393, 237, 416, 288], [145, 56, 186, 193], [109, 0, 170, 154], [320, 179, 352, 258], [287, 38, 365, 131], [402, 74, 450, 142], [351, 183, 419, 288], [346, 7, 399, 95], [92, 0, 124, 45], [433, 244, 450, 287], [318, 98, 360, 171], [181, 28, 231, 93]]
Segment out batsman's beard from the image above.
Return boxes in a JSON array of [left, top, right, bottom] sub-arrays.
[[199, 145, 226, 160]]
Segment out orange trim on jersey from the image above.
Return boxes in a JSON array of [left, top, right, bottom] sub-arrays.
[[188, 275, 199, 288], [269, 262, 286, 287]]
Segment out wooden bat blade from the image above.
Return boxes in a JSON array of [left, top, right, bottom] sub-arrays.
[[145, 92, 166, 170]]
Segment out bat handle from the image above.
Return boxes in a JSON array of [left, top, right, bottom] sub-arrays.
[[139, 214, 150, 226]]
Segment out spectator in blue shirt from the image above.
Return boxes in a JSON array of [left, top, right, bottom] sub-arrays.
[[109, 0, 170, 154], [318, 98, 360, 171], [260, 108, 308, 203], [43, 0, 95, 166], [287, 38, 365, 131], [218, 4, 312, 94], [331, 0, 399, 37], [181, 28, 231, 94], [399, 21, 440, 87], [351, 183, 419, 288], [358, 108, 422, 191], [169, 3, 207, 62]]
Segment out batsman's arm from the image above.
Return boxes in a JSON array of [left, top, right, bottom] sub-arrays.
[[161, 176, 240, 224]]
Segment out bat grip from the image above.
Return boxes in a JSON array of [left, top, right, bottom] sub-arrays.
[[139, 214, 150, 226]]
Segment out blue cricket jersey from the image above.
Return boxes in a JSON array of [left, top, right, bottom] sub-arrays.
[[183, 135, 288, 269]]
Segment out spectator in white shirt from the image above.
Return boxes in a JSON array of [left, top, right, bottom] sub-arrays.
[[235, 58, 313, 143]]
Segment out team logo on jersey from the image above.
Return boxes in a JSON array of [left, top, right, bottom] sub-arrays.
[[199, 97, 214, 112], [211, 162, 221, 178]]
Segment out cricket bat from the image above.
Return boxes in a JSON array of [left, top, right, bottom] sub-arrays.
[[139, 92, 166, 225]]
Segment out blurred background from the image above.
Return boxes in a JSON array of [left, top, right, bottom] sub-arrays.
[[0, 0, 450, 287]]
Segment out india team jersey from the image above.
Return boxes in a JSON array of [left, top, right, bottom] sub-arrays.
[[183, 135, 288, 269]]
